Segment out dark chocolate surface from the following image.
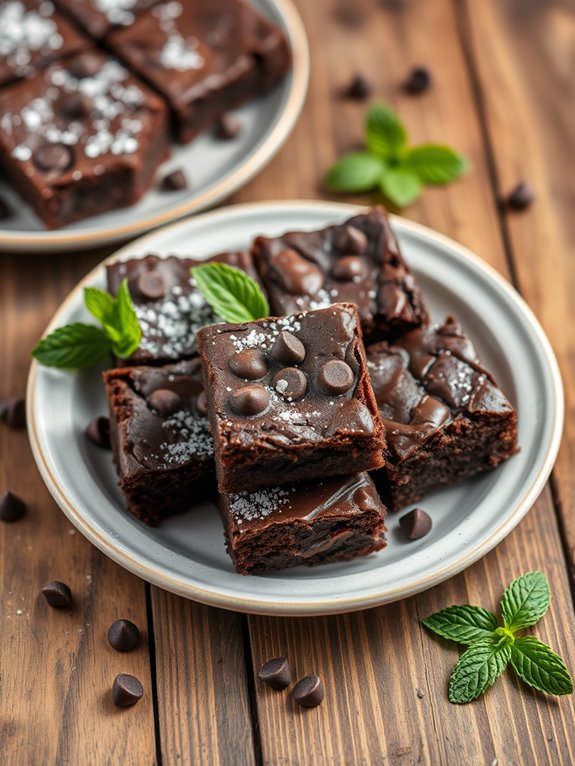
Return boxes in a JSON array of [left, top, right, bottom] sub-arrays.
[[54, 0, 158, 39], [253, 207, 428, 339]]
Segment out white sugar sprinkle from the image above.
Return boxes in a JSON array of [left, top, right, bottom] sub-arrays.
[[228, 486, 295, 524]]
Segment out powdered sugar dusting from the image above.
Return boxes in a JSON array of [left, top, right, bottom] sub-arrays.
[[153, 2, 205, 72], [158, 410, 213, 462], [228, 486, 296, 524], [0, 1, 63, 77]]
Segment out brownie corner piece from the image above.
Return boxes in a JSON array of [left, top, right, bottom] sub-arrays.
[[103, 359, 214, 525], [252, 205, 428, 340], [220, 473, 387, 574], [367, 316, 518, 511], [196, 303, 385, 494]]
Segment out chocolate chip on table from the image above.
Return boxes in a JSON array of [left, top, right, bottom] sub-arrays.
[[258, 657, 292, 690], [403, 66, 432, 94], [41, 581, 73, 609], [215, 113, 241, 140], [229, 385, 270, 416], [1, 397, 26, 429], [343, 74, 373, 101], [112, 673, 144, 707], [108, 619, 141, 652], [148, 389, 183, 417], [229, 349, 269, 380], [293, 675, 324, 708], [137, 270, 167, 301], [160, 169, 188, 191], [506, 181, 535, 211], [272, 368, 308, 401], [0, 195, 12, 220], [416, 688, 425, 699], [34, 144, 73, 173], [334, 225, 368, 254], [85, 416, 111, 449], [68, 51, 102, 79], [399, 508, 432, 540], [0, 491, 26, 522], [271, 330, 306, 365], [318, 360, 354, 395]]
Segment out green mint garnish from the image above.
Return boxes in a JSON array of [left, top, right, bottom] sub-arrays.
[[326, 102, 469, 208], [422, 572, 573, 704], [191, 262, 269, 324], [32, 279, 141, 369]]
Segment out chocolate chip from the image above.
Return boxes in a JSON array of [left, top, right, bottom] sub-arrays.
[[273, 368, 307, 401], [160, 169, 188, 191], [229, 349, 268, 380], [148, 389, 183, 416], [229, 385, 269, 416], [344, 74, 373, 100], [403, 67, 432, 94], [399, 508, 432, 540], [34, 144, 73, 173], [85, 416, 111, 449], [271, 330, 306, 365], [1, 398, 26, 429], [0, 491, 26, 522], [196, 390, 208, 416], [68, 52, 102, 78], [293, 675, 324, 708], [318, 360, 354, 395], [41, 581, 73, 609], [0, 196, 12, 220], [137, 270, 167, 300], [272, 249, 324, 295], [335, 225, 368, 254], [111, 674, 144, 707], [506, 181, 535, 210], [215, 113, 241, 140], [258, 657, 292, 690], [331, 256, 369, 281], [61, 92, 93, 119], [108, 619, 141, 652], [416, 688, 425, 699]]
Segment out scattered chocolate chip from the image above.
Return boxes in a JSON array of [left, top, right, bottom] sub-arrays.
[[1, 398, 26, 429], [148, 389, 183, 417], [229, 349, 269, 380], [293, 675, 324, 708], [61, 92, 93, 119], [34, 144, 73, 173], [112, 673, 144, 707], [85, 416, 111, 449], [137, 270, 167, 301], [196, 390, 208, 416], [399, 508, 432, 540], [68, 52, 102, 78], [271, 330, 306, 365], [335, 225, 368, 254], [318, 360, 354, 395], [160, 169, 188, 191], [273, 368, 307, 401], [403, 66, 432, 94], [343, 74, 373, 100], [272, 249, 324, 295], [108, 619, 141, 652], [506, 181, 535, 211], [0, 195, 12, 220], [229, 385, 269, 417], [215, 113, 241, 140], [416, 688, 425, 699], [0, 491, 26, 522], [41, 581, 73, 609], [258, 657, 292, 690], [331, 256, 369, 281]]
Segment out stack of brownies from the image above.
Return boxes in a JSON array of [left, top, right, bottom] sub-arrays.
[[103, 207, 518, 574], [0, 0, 290, 228]]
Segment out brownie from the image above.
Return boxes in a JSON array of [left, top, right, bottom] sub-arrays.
[[220, 472, 387, 574], [253, 207, 429, 341], [0, 50, 169, 228], [107, 0, 291, 143], [196, 303, 385, 493], [367, 317, 518, 511], [106, 251, 262, 366], [53, 0, 158, 39], [103, 359, 214, 525], [0, 0, 87, 87]]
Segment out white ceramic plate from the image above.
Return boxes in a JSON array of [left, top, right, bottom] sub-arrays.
[[27, 201, 563, 615], [0, 0, 308, 253]]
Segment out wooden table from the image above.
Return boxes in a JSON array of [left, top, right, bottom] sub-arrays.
[[2, 1, 575, 763]]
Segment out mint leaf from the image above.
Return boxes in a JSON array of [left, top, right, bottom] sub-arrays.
[[500, 571, 550, 631], [365, 104, 407, 158], [191, 263, 269, 324], [84, 286, 116, 326], [380, 167, 422, 207], [422, 605, 498, 645], [510, 637, 573, 696], [109, 279, 141, 358], [325, 152, 384, 193], [31, 324, 113, 369], [403, 145, 469, 184], [448, 640, 511, 704]]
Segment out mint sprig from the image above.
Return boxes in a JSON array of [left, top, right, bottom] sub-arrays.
[[32, 279, 141, 369], [326, 102, 469, 208], [191, 263, 269, 323], [422, 572, 573, 704]]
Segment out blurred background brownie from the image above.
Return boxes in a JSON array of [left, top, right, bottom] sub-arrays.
[[53, 0, 159, 39]]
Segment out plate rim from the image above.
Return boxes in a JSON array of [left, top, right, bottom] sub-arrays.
[[26, 200, 565, 615], [0, 0, 310, 253]]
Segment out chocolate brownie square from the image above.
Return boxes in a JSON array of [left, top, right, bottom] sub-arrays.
[[0, 0, 87, 87], [106, 250, 263, 366], [196, 303, 385, 493], [103, 359, 214, 525], [54, 0, 158, 39], [367, 317, 518, 511], [220, 472, 387, 574], [0, 50, 169, 228], [107, 0, 291, 143], [253, 207, 428, 340]]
